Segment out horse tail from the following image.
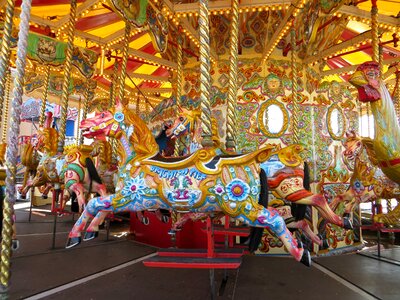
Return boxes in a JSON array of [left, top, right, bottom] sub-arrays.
[[291, 162, 310, 221], [248, 168, 269, 253]]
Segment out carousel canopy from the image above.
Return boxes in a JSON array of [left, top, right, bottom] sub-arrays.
[[1, 0, 399, 112]]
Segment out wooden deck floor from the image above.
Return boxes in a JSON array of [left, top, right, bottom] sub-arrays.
[[5, 202, 400, 299]]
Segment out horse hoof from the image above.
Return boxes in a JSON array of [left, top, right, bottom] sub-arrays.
[[142, 217, 149, 225], [162, 215, 169, 223], [320, 239, 330, 250], [300, 249, 312, 267], [83, 231, 99, 241], [343, 217, 353, 230], [11, 239, 19, 251], [65, 237, 81, 249], [168, 230, 176, 235]]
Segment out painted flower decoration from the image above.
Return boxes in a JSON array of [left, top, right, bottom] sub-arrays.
[[121, 177, 147, 202], [213, 184, 225, 196], [352, 179, 365, 194], [226, 179, 250, 202], [114, 112, 125, 122]]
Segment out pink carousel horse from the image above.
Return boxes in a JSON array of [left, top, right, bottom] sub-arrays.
[[66, 103, 314, 266], [21, 138, 115, 213]]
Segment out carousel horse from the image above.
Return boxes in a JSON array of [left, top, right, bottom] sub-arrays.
[[21, 139, 115, 212], [19, 112, 58, 198], [348, 61, 400, 224], [165, 109, 352, 238], [66, 103, 313, 267], [329, 131, 400, 225]]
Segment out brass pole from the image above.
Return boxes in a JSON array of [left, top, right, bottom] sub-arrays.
[[371, 0, 379, 63], [57, 0, 77, 153], [0, 0, 15, 133], [1, 71, 11, 143], [199, 0, 213, 148], [116, 22, 131, 104], [291, 24, 299, 144], [174, 35, 183, 157], [1, 0, 32, 291], [109, 59, 119, 107], [225, 0, 239, 152], [395, 70, 400, 124], [79, 80, 96, 145], [39, 66, 51, 127]]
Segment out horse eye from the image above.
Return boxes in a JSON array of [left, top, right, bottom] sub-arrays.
[[179, 117, 184, 121], [101, 113, 105, 118]]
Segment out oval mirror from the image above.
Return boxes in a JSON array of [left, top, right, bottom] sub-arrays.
[[327, 103, 346, 140], [258, 99, 289, 137]]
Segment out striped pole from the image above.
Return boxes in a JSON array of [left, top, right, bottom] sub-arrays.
[[1, 0, 32, 291], [57, 0, 77, 153], [199, 0, 213, 148], [225, 0, 239, 152]]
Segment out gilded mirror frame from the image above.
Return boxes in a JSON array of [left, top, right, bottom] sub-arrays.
[[258, 99, 289, 138], [327, 103, 346, 140]]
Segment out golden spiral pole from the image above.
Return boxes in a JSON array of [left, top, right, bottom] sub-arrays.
[[1, 0, 32, 292], [117, 22, 131, 104], [1, 70, 11, 143], [111, 22, 130, 163], [225, 0, 239, 152], [57, 0, 77, 154], [76, 96, 82, 146], [0, 0, 15, 117], [199, 0, 213, 148], [395, 70, 400, 123], [109, 59, 119, 107], [291, 24, 299, 145], [79, 80, 95, 145], [371, 0, 379, 63], [38, 66, 51, 127], [174, 35, 184, 157]]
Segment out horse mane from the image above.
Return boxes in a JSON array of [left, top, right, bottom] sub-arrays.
[[122, 107, 159, 156], [38, 128, 58, 156]]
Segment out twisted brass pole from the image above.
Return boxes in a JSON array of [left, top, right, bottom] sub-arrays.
[[109, 59, 119, 107], [225, 0, 239, 152], [39, 66, 51, 127], [79, 80, 95, 145], [57, 0, 77, 154], [174, 35, 183, 157], [111, 23, 130, 163], [291, 25, 299, 145], [395, 70, 400, 124], [117, 22, 131, 104], [199, 0, 213, 148], [0, 0, 14, 90], [371, 0, 379, 63], [1, 71, 11, 143], [0, 0, 15, 134], [1, 0, 32, 291]]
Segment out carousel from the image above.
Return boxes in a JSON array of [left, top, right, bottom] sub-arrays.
[[0, 0, 400, 299]]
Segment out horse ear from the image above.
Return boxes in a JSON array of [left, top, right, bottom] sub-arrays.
[[115, 100, 123, 111]]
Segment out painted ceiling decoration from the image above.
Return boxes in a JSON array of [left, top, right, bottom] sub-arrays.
[[0, 0, 398, 112]]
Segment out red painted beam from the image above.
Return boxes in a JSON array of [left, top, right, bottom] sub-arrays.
[[16, 0, 85, 7], [75, 12, 120, 31]]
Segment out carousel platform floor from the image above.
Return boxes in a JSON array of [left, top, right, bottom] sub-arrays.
[[5, 202, 400, 299]]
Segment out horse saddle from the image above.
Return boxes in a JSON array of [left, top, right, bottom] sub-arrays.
[[142, 145, 276, 175]]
